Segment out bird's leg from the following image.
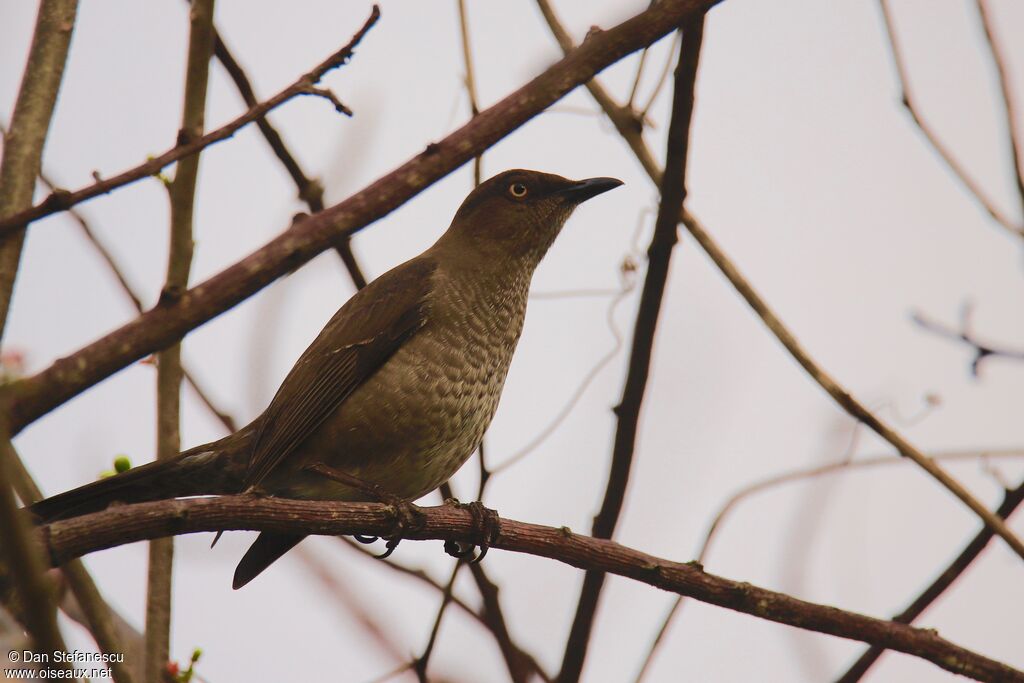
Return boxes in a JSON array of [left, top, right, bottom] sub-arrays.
[[441, 498, 501, 563], [304, 463, 424, 558]]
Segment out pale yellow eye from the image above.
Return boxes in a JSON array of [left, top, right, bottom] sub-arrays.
[[508, 182, 528, 198]]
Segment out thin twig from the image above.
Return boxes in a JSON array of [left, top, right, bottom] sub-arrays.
[[634, 447, 1024, 682], [494, 279, 635, 474], [38, 495, 1024, 683], [976, 0, 1024, 222], [0, 0, 78, 337], [147, 1, 216, 678], [413, 562, 461, 682], [340, 537, 483, 624], [535, 0, 661, 182], [456, 0, 482, 186], [877, 0, 1023, 237], [6, 443, 138, 683], [208, 18, 367, 289], [557, 16, 705, 683], [440, 469, 550, 683], [836, 478, 1024, 682], [546, 0, 1024, 569], [639, 33, 681, 123], [913, 307, 1024, 376], [5, 0, 722, 437], [682, 208, 1024, 561], [294, 545, 406, 664], [0, 7, 382, 234], [0, 436, 70, 674], [0, 0, 78, 671], [0, 119, 237, 434]]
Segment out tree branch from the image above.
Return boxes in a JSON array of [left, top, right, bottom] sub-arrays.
[[835, 478, 1024, 682], [535, 0, 661, 183], [6, 441, 137, 683], [876, 0, 1023, 237], [0, 6, 381, 235], [975, 0, 1024, 223], [0, 435, 70, 675], [557, 14, 705, 683], [0, 0, 78, 337], [145, 0, 216, 678], [34, 496, 1024, 683], [3, 0, 722, 435], [536, 0, 1024, 568], [681, 209, 1024, 561], [209, 17, 367, 289]]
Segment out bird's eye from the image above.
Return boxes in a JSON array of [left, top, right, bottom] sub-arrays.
[[508, 182, 528, 199]]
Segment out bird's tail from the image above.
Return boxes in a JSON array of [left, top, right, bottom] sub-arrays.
[[29, 445, 240, 523], [232, 532, 305, 590]]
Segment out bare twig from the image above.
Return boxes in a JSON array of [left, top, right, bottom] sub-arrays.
[[413, 562, 461, 682], [439, 470, 549, 683], [542, 4, 1024, 565], [638, 32, 681, 124], [340, 537, 483, 624], [294, 545, 405, 664], [467, 561, 550, 683], [681, 209, 1024, 561], [913, 307, 1024, 376], [6, 443, 138, 683], [535, 0, 661, 182], [836, 478, 1024, 682], [456, 0, 482, 186], [0, 0, 78, 671], [0, 118, 238, 432], [976, 0, 1024, 222], [38, 496, 1024, 683], [146, 1, 216, 678], [635, 448, 1024, 682], [0, 7, 381, 234], [494, 275, 634, 474], [877, 0, 1023, 237], [0, 436, 70, 674], [557, 16, 705, 683], [0, 0, 78, 337], [209, 20, 367, 289], [5, 0, 722, 436]]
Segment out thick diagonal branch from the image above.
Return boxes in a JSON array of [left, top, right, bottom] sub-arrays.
[[4, 0, 721, 436], [36, 496, 1024, 683]]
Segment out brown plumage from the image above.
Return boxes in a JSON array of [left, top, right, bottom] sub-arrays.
[[30, 169, 622, 588]]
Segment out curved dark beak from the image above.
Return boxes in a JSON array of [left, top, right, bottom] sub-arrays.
[[559, 177, 624, 203]]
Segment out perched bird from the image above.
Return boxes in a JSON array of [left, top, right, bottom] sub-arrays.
[[30, 169, 622, 588]]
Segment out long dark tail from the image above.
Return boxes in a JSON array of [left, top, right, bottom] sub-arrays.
[[29, 445, 239, 523], [232, 532, 305, 589]]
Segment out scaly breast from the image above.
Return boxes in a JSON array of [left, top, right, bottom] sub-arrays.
[[279, 265, 531, 502]]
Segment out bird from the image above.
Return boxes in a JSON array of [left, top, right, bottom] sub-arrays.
[[29, 169, 623, 589]]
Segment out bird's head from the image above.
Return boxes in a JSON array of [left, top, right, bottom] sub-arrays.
[[438, 169, 622, 267]]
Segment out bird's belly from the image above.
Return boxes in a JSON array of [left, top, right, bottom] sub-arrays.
[[266, 324, 514, 502]]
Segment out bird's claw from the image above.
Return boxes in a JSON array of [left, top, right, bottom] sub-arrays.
[[371, 498, 424, 561], [442, 499, 500, 563], [353, 534, 379, 544], [375, 537, 401, 559]]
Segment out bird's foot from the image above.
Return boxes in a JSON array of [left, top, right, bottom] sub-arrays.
[[304, 462, 422, 558], [442, 499, 500, 563]]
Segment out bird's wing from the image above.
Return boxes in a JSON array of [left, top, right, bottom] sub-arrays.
[[244, 257, 437, 488]]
